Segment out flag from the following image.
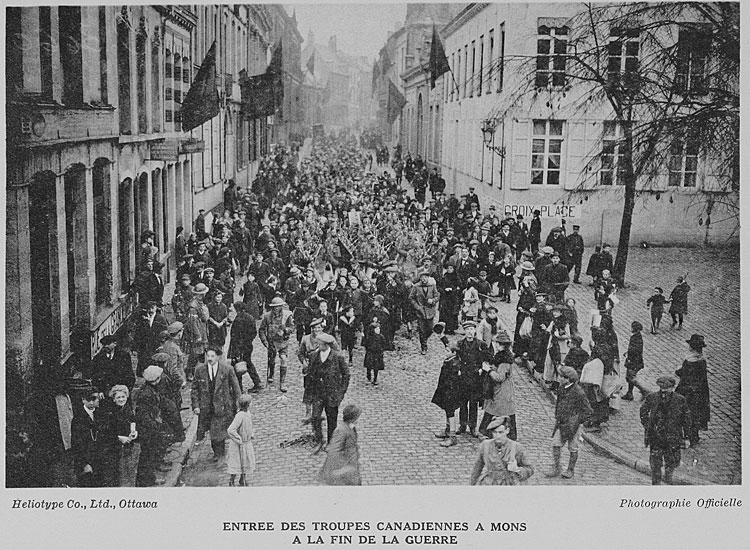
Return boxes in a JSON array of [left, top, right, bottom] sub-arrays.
[[387, 80, 406, 124], [181, 41, 220, 132], [380, 47, 392, 74], [429, 25, 451, 89], [371, 61, 380, 96], [240, 72, 277, 119], [306, 51, 315, 75]]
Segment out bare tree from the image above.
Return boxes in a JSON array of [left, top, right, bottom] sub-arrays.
[[494, 2, 738, 284]]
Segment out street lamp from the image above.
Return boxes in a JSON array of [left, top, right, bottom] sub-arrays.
[[481, 118, 496, 145]]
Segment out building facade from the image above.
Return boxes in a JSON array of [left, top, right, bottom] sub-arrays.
[[5, 4, 302, 406], [440, 2, 738, 246]]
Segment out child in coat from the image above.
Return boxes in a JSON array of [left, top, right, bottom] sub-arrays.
[[364, 321, 387, 385], [338, 305, 358, 365], [226, 394, 256, 487], [646, 287, 667, 334]]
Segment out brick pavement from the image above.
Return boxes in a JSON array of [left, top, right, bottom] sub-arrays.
[[179, 297, 650, 487]]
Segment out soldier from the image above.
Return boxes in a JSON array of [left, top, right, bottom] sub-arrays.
[[566, 224, 585, 283], [456, 321, 489, 438], [640, 376, 692, 485], [171, 273, 194, 322], [258, 297, 294, 392]]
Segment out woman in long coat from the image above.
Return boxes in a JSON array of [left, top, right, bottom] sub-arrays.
[[478, 332, 517, 440], [319, 404, 362, 486], [226, 394, 256, 486], [470, 416, 534, 486], [668, 277, 691, 329], [675, 334, 710, 446], [432, 346, 464, 447], [438, 265, 461, 335]]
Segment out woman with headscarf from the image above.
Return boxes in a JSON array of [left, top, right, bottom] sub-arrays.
[[675, 334, 710, 447]]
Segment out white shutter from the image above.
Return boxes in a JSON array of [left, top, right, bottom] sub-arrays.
[[565, 120, 586, 190], [510, 119, 531, 189]]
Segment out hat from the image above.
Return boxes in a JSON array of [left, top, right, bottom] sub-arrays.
[[317, 332, 336, 344], [142, 365, 163, 382], [309, 318, 324, 328], [462, 320, 476, 329], [570, 335, 583, 345], [542, 246, 554, 254], [469, 239, 480, 245], [486, 416, 510, 432], [479, 269, 487, 276], [551, 251, 560, 258], [192, 283, 209, 295], [494, 330, 512, 344], [419, 269, 431, 277], [151, 352, 171, 364], [656, 375, 676, 389], [180, 273, 192, 281], [342, 404, 362, 423], [520, 261, 535, 271], [168, 321, 184, 335], [433, 321, 445, 335], [535, 292, 547, 298], [572, 225, 580, 230], [100, 335, 117, 346], [384, 265, 398, 273], [559, 366, 579, 382], [686, 334, 706, 349], [290, 267, 301, 276], [268, 297, 286, 308], [203, 267, 215, 274]]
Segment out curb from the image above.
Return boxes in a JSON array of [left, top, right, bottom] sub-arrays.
[[164, 413, 199, 487], [526, 365, 718, 486]]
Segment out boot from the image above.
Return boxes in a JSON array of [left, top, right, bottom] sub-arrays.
[[440, 417, 457, 447], [229, 475, 236, 487], [664, 468, 674, 485], [622, 383, 634, 401], [434, 422, 450, 439], [239, 474, 247, 487], [544, 447, 562, 477], [561, 451, 578, 478], [456, 424, 468, 435], [279, 370, 287, 393]]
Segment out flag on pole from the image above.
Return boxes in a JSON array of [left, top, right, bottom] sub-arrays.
[[429, 25, 451, 89], [306, 51, 315, 75], [386, 80, 406, 124], [181, 41, 220, 132], [240, 72, 277, 119], [371, 61, 380, 96]]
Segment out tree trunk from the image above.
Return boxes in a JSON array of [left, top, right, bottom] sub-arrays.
[[613, 122, 636, 287]]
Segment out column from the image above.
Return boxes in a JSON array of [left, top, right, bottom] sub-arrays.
[[21, 8, 42, 94], [55, 173, 71, 357]]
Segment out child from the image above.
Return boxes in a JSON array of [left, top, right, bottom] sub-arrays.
[[622, 321, 649, 400], [564, 297, 580, 338], [207, 290, 229, 347], [338, 305, 357, 365], [646, 287, 667, 334], [497, 255, 516, 303], [364, 321, 387, 385], [226, 394, 256, 487]]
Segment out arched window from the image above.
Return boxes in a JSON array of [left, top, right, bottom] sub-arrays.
[[117, 7, 132, 134], [118, 177, 134, 289], [93, 159, 113, 307]]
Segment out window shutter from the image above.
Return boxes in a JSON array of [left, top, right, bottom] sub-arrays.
[[565, 120, 586, 190], [510, 119, 531, 189], [701, 154, 731, 192]]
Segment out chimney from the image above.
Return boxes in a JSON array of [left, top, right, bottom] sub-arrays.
[[328, 35, 337, 52]]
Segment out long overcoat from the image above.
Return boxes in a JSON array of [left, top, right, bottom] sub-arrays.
[[307, 350, 350, 408], [431, 355, 463, 413], [191, 361, 241, 441], [457, 338, 489, 401], [675, 354, 710, 430]]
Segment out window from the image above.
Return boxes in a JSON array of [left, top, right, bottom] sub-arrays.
[[99, 7, 108, 104], [40, 7, 54, 99], [669, 125, 699, 187], [59, 7, 83, 105], [463, 45, 469, 98], [608, 28, 639, 90], [478, 36, 484, 96], [536, 25, 568, 88], [117, 9, 132, 134], [600, 121, 630, 186], [497, 24, 505, 93], [455, 51, 460, 101], [675, 27, 710, 95], [531, 119, 564, 185], [93, 160, 112, 306], [486, 30, 494, 94], [470, 40, 476, 97]]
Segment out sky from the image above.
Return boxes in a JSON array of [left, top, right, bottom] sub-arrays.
[[290, 3, 408, 60]]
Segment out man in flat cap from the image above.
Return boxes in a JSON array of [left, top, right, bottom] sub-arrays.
[[409, 270, 440, 355], [308, 332, 350, 454], [456, 321, 489, 437], [545, 366, 592, 479], [640, 376, 692, 485], [134, 365, 166, 486]]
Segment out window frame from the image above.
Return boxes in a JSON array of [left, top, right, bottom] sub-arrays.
[[668, 125, 700, 188], [535, 25, 568, 89], [531, 119, 565, 186], [599, 121, 630, 186]]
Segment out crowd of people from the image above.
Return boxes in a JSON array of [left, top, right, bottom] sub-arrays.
[[17, 133, 710, 488]]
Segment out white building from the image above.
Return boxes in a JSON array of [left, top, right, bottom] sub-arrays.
[[440, 3, 738, 246]]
